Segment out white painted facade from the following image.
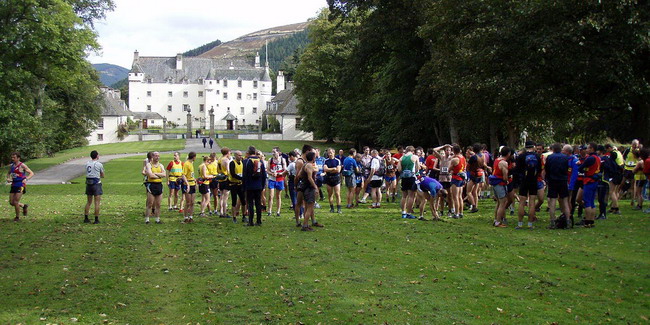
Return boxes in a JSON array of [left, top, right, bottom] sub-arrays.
[[87, 87, 132, 145], [128, 52, 273, 130]]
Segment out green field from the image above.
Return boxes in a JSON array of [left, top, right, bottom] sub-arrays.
[[0, 154, 648, 323], [216, 139, 352, 153], [23, 140, 185, 172]]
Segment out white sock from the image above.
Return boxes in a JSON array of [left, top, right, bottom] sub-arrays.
[[528, 222, 533, 227], [145, 217, 150, 222], [402, 210, 406, 214], [518, 221, 523, 227]]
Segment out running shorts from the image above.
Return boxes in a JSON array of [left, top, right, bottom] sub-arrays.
[[147, 182, 163, 196], [401, 177, 416, 192], [303, 187, 316, 204], [268, 180, 285, 191], [324, 174, 341, 187], [547, 180, 568, 199], [370, 180, 382, 188], [198, 184, 210, 195], [582, 182, 598, 208], [182, 184, 196, 194], [10, 185, 26, 194], [344, 175, 356, 188]]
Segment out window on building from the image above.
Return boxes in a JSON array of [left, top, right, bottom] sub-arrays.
[[200, 104, 205, 112], [198, 91, 204, 97], [223, 92, 228, 100], [198, 78, 203, 84], [238, 80, 242, 88], [168, 91, 172, 97], [240, 107, 244, 115], [216, 90, 220, 95], [227, 107, 230, 112], [147, 91, 151, 97], [237, 93, 242, 100], [209, 81, 213, 85], [253, 93, 257, 100], [98, 118, 104, 129], [183, 91, 188, 98], [253, 80, 258, 88], [147, 105, 151, 111], [295, 118, 302, 129], [150, 119, 155, 124], [216, 80, 220, 84], [242, 119, 245, 124], [147, 78, 152, 84], [252, 107, 257, 114], [183, 104, 189, 112], [247, 94, 252, 100], [167, 105, 172, 112], [97, 134, 103, 141], [223, 80, 228, 87]]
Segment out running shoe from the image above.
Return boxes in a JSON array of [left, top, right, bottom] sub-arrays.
[[155, 220, 163, 224], [13, 217, 20, 222], [314, 203, 321, 209], [406, 214, 417, 219], [469, 208, 479, 213], [145, 221, 150, 224], [84, 217, 91, 223], [301, 226, 314, 231], [312, 222, 324, 227], [329, 207, 335, 213], [496, 224, 508, 228], [22, 204, 28, 216], [401, 213, 407, 219], [276, 212, 281, 217], [93, 219, 100, 224], [418, 217, 427, 221], [515, 225, 525, 229], [596, 214, 607, 220]]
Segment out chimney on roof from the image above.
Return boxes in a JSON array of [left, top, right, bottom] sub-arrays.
[[113, 89, 121, 99], [255, 52, 260, 68], [277, 71, 285, 93], [176, 53, 183, 70], [134, 50, 139, 61]]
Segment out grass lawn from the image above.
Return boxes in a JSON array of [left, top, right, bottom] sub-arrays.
[[0, 154, 648, 323], [216, 139, 352, 153], [23, 139, 185, 173]]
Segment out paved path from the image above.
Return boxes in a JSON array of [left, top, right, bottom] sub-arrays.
[[29, 139, 220, 185]]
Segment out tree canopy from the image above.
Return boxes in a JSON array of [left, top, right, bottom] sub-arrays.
[[0, 0, 113, 162], [294, 0, 649, 149]]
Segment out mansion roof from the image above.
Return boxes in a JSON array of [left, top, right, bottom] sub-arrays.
[[132, 56, 271, 83]]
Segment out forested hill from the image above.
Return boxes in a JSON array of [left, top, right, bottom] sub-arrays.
[[183, 39, 222, 57], [93, 63, 129, 87], [259, 29, 309, 73]]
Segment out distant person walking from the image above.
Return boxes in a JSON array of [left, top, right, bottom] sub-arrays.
[[209, 138, 214, 149], [7, 152, 34, 222], [84, 150, 104, 224], [202, 137, 207, 148]]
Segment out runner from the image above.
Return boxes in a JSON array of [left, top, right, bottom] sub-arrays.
[[432, 145, 453, 216], [637, 148, 650, 213], [267, 148, 287, 217], [622, 140, 640, 202], [578, 143, 602, 228], [293, 145, 312, 226], [570, 145, 587, 225], [323, 148, 342, 213], [535, 144, 552, 213], [166, 152, 183, 211], [365, 149, 384, 209], [243, 146, 266, 226], [398, 146, 419, 219], [415, 175, 446, 221], [181, 152, 197, 223], [489, 147, 511, 227], [286, 151, 298, 210], [217, 148, 232, 218], [515, 141, 542, 229], [297, 151, 319, 231], [449, 144, 467, 219], [544, 144, 571, 228], [384, 150, 399, 203], [360, 146, 372, 204], [342, 149, 358, 208], [425, 148, 438, 179], [596, 145, 610, 220], [198, 156, 214, 217], [141, 152, 154, 216], [604, 144, 624, 215], [314, 148, 326, 205], [632, 149, 646, 211], [6, 152, 34, 222], [353, 153, 364, 207], [83, 150, 102, 224], [467, 143, 488, 213], [144, 152, 166, 224], [228, 151, 246, 223], [208, 152, 220, 216]]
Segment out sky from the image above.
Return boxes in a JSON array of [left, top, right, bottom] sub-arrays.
[[88, 0, 327, 68]]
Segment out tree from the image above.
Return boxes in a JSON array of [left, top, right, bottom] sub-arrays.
[[0, 0, 113, 161]]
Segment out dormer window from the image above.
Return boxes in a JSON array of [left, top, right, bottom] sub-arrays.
[[198, 78, 203, 84], [223, 80, 228, 87], [253, 80, 258, 88], [238, 80, 242, 88]]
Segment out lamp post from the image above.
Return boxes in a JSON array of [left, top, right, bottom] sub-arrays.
[[186, 108, 192, 139], [209, 107, 215, 139]]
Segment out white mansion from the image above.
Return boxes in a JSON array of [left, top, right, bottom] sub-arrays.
[[128, 51, 286, 130]]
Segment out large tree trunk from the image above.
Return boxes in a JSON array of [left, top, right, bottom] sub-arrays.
[[433, 122, 441, 145], [489, 121, 499, 153], [507, 124, 518, 149], [449, 117, 459, 145]]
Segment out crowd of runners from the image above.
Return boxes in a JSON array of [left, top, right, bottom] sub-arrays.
[[5, 139, 650, 229]]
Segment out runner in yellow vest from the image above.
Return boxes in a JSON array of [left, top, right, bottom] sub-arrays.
[[166, 152, 183, 211], [198, 156, 215, 217], [145, 152, 166, 224], [181, 152, 197, 223], [208, 152, 220, 215]]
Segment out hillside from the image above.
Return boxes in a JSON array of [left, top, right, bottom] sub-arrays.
[[93, 63, 129, 87], [198, 22, 311, 60]]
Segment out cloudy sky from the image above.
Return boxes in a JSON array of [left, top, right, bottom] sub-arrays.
[[88, 0, 327, 68]]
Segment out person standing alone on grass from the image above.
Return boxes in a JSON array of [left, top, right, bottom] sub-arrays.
[[243, 146, 267, 226], [166, 152, 183, 211], [181, 152, 197, 223], [83, 150, 103, 224], [6, 152, 33, 222], [144, 152, 166, 224]]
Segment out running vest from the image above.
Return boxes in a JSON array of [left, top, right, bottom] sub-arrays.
[[207, 160, 218, 178], [624, 152, 637, 171], [199, 163, 211, 185], [583, 154, 601, 184], [438, 157, 452, 182], [269, 157, 286, 182], [168, 160, 183, 182], [451, 155, 466, 181], [217, 157, 230, 182], [228, 160, 244, 184], [401, 154, 415, 174], [10, 162, 25, 185], [148, 163, 164, 183], [492, 158, 507, 185], [182, 160, 195, 186]]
